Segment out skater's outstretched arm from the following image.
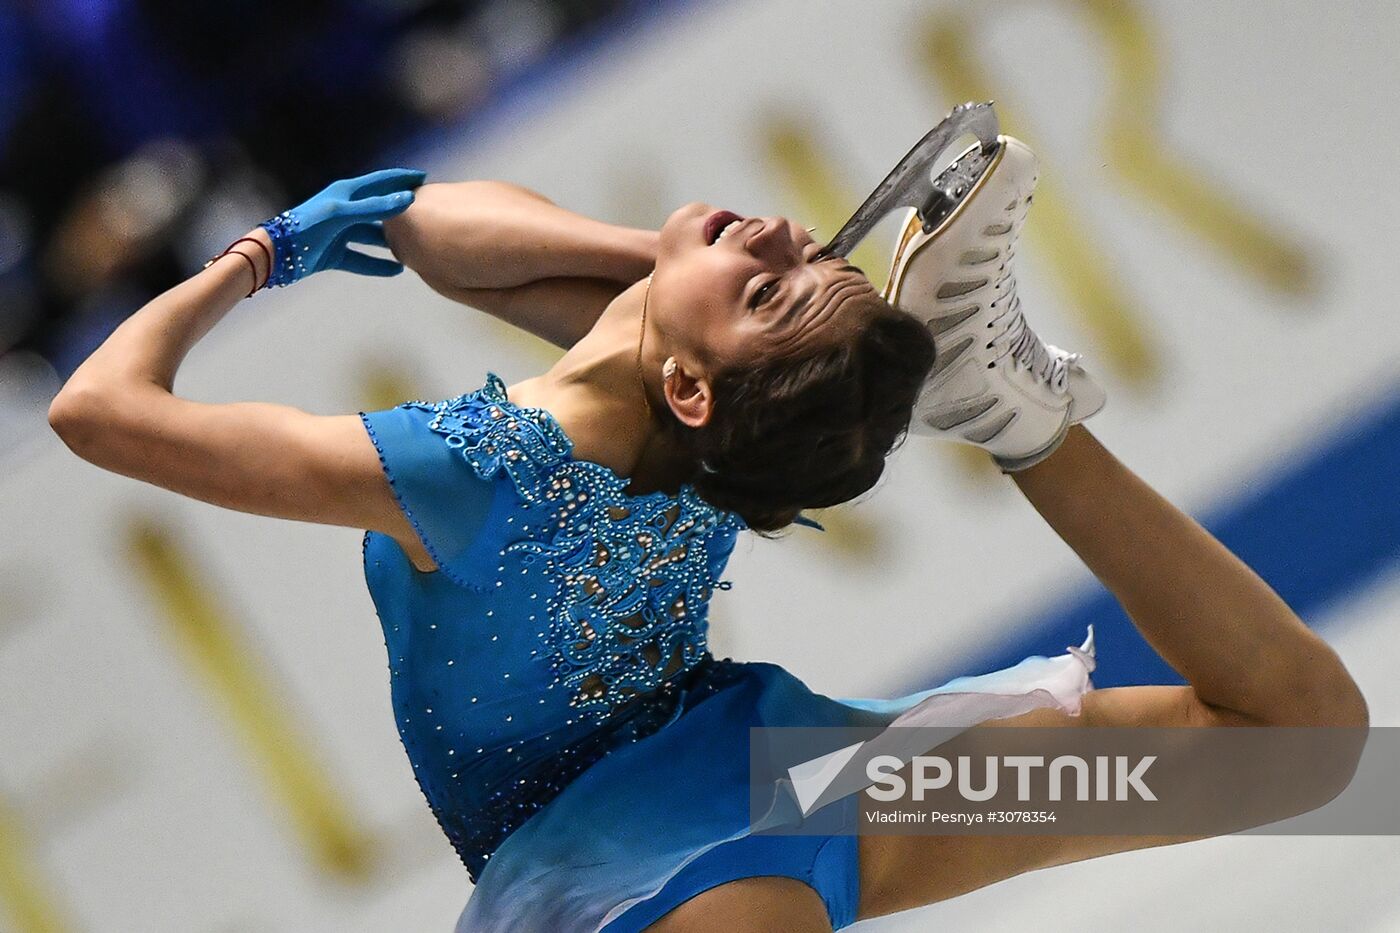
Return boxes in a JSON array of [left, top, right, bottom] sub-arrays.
[[385, 180, 658, 348], [49, 228, 411, 539], [49, 173, 431, 564]]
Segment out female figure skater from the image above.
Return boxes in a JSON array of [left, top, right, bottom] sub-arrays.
[[49, 136, 1366, 932]]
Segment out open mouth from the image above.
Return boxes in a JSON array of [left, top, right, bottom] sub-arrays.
[[704, 210, 745, 246]]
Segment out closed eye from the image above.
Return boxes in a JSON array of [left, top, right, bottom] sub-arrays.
[[751, 279, 779, 309]]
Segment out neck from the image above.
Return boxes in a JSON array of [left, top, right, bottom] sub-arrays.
[[509, 279, 683, 491]]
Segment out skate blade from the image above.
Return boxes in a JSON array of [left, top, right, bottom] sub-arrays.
[[820, 101, 1002, 259]]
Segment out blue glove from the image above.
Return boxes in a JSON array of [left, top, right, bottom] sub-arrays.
[[261, 167, 426, 286]]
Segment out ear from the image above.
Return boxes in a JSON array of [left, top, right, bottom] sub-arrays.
[[662, 360, 714, 429]]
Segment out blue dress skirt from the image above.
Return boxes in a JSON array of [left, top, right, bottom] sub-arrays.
[[359, 375, 1096, 932]]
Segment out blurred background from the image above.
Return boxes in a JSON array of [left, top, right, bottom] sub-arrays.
[[1, 0, 1398, 930]]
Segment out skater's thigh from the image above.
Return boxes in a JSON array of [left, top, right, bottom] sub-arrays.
[[643, 876, 833, 933]]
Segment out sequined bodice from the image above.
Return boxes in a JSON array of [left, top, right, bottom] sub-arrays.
[[359, 374, 746, 879]]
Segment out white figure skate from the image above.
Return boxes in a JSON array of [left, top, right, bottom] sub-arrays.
[[823, 103, 1106, 471]]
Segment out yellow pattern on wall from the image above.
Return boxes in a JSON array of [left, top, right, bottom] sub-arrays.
[[920, 0, 1317, 385], [0, 795, 71, 933], [360, 362, 421, 413], [1083, 0, 1316, 296], [923, 11, 1160, 386], [127, 520, 375, 883], [801, 507, 882, 561]]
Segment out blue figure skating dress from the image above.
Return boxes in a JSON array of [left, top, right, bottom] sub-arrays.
[[359, 374, 1096, 932]]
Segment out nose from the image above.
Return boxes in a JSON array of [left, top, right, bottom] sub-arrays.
[[748, 216, 803, 268]]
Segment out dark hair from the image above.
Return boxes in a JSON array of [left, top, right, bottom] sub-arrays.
[[680, 292, 936, 532]]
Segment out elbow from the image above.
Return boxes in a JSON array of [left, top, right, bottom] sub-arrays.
[[1301, 683, 1370, 820], [1291, 671, 1369, 811], [1257, 673, 1370, 828], [1254, 638, 1370, 730], [48, 384, 87, 445], [1299, 651, 1370, 730], [48, 382, 118, 460], [1328, 680, 1370, 730]]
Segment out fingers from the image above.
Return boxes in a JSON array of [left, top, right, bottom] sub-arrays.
[[343, 223, 389, 248], [343, 190, 416, 220], [347, 167, 428, 199], [337, 249, 405, 277]]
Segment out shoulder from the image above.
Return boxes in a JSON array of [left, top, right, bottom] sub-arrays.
[[359, 374, 576, 586], [389, 373, 575, 497]]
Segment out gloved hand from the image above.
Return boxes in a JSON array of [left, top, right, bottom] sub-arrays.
[[260, 168, 426, 286]]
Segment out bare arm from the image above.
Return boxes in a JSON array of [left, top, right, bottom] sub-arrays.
[[384, 181, 659, 348], [48, 229, 419, 554]]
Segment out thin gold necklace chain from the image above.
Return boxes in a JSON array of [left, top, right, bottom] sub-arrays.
[[636, 274, 653, 419]]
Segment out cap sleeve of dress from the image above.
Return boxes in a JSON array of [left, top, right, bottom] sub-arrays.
[[358, 374, 572, 590]]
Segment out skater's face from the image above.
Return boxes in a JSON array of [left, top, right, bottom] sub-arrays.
[[651, 202, 878, 369]]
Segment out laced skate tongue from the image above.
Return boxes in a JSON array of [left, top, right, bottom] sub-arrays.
[[820, 101, 1002, 259]]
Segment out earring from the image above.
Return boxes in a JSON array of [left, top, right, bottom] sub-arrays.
[[662, 357, 678, 380]]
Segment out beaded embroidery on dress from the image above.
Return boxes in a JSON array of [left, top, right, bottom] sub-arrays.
[[404, 373, 744, 719]]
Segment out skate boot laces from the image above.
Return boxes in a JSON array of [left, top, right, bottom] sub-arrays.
[[986, 268, 1079, 395]]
